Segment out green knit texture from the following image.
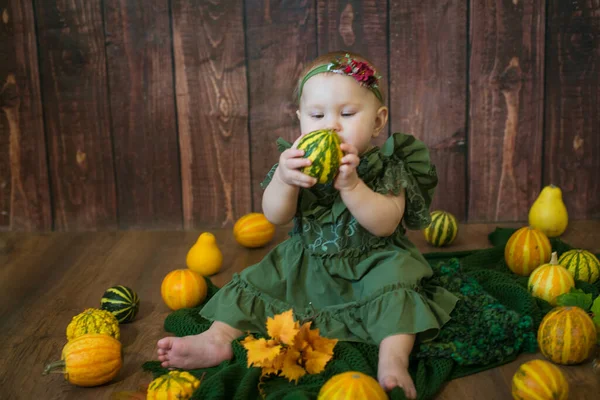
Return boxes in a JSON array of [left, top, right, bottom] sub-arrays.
[[143, 228, 600, 399]]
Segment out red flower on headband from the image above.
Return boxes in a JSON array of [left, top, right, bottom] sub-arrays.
[[330, 55, 380, 88]]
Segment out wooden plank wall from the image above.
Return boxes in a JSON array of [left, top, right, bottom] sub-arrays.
[[1, 0, 598, 232]]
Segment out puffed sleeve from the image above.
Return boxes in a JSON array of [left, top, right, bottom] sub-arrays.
[[374, 133, 438, 230]]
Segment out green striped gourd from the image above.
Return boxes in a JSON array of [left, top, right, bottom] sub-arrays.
[[100, 285, 140, 323], [558, 249, 600, 284], [297, 129, 343, 184], [423, 210, 458, 247]]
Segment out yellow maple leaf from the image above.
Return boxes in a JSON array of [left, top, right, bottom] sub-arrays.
[[303, 346, 334, 374], [266, 309, 300, 345], [293, 321, 312, 352], [241, 336, 282, 367], [280, 348, 306, 383], [260, 350, 285, 377]]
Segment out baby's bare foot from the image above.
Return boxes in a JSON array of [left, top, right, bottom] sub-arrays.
[[378, 334, 417, 399], [156, 321, 241, 369]]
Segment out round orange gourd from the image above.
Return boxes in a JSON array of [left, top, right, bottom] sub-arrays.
[[147, 370, 201, 400], [317, 371, 387, 400], [43, 333, 122, 387], [511, 359, 568, 400], [538, 306, 596, 364], [161, 269, 208, 310], [505, 226, 552, 276], [233, 213, 275, 248], [528, 252, 575, 305]]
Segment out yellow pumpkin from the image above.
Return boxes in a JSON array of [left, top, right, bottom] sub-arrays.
[[317, 371, 387, 400], [528, 252, 575, 305], [186, 232, 223, 276], [511, 359, 568, 400], [161, 269, 208, 310], [505, 226, 552, 276], [66, 308, 120, 341], [43, 334, 122, 387], [233, 213, 276, 248], [538, 306, 597, 365], [147, 370, 201, 400]]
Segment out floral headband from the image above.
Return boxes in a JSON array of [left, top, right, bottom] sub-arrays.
[[297, 54, 383, 102]]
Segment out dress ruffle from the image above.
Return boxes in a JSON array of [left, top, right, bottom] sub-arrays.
[[200, 273, 457, 345]]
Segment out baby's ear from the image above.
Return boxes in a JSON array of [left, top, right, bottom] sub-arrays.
[[373, 106, 389, 137]]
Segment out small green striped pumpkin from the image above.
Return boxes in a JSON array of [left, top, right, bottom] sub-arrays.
[[423, 210, 458, 247], [100, 285, 140, 323], [558, 249, 600, 284], [297, 129, 343, 184]]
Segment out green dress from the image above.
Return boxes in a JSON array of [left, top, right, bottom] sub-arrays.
[[200, 133, 459, 345]]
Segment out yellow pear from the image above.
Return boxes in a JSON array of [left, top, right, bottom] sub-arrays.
[[528, 184, 568, 237], [186, 232, 223, 276]]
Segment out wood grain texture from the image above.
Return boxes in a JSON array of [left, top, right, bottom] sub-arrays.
[[172, 0, 251, 228], [544, 0, 600, 219], [34, 0, 117, 231], [104, 0, 182, 229], [389, 0, 468, 221], [1, 221, 599, 398], [246, 0, 317, 212], [468, 0, 546, 222], [0, 0, 51, 231], [317, 0, 389, 145]]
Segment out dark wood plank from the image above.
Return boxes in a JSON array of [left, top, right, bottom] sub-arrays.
[[172, 0, 251, 229], [103, 0, 182, 230], [0, 0, 51, 231], [389, 1, 468, 221], [317, 0, 389, 146], [34, 0, 117, 231], [1, 221, 599, 398], [246, 0, 317, 213], [468, 0, 546, 222], [544, 0, 600, 220]]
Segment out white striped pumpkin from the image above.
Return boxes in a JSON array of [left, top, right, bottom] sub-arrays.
[[558, 249, 600, 284], [511, 359, 568, 400], [528, 252, 574, 306], [423, 210, 458, 247]]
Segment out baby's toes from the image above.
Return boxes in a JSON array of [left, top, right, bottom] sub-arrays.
[[380, 375, 398, 391]]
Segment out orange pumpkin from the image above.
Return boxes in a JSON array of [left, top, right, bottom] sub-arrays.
[[161, 269, 208, 310], [511, 359, 568, 400], [538, 306, 597, 365], [505, 226, 552, 276], [147, 370, 201, 400], [528, 252, 575, 305], [317, 371, 387, 400], [43, 333, 122, 387], [233, 213, 275, 248]]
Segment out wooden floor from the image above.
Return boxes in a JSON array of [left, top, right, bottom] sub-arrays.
[[1, 221, 599, 400]]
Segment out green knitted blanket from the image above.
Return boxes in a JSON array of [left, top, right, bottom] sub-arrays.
[[143, 228, 600, 399]]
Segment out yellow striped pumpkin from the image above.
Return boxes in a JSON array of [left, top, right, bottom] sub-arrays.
[[538, 306, 597, 365], [528, 252, 575, 306], [317, 371, 387, 400], [147, 370, 201, 400], [297, 129, 343, 184], [43, 334, 122, 387], [558, 249, 600, 284], [233, 213, 276, 248], [423, 210, 458, 247], [505, 227, 552, 276], [511, 359, 568, 400], [160, 269, 207, 311]]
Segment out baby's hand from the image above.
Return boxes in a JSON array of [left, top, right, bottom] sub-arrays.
[[334, 143, 361, 192], [275, 138, 318, 188]]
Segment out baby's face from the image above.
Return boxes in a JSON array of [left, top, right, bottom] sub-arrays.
[[297, 73, 384, 155]]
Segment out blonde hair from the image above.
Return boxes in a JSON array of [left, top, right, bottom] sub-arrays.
[[294, 51, 386, 105]]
